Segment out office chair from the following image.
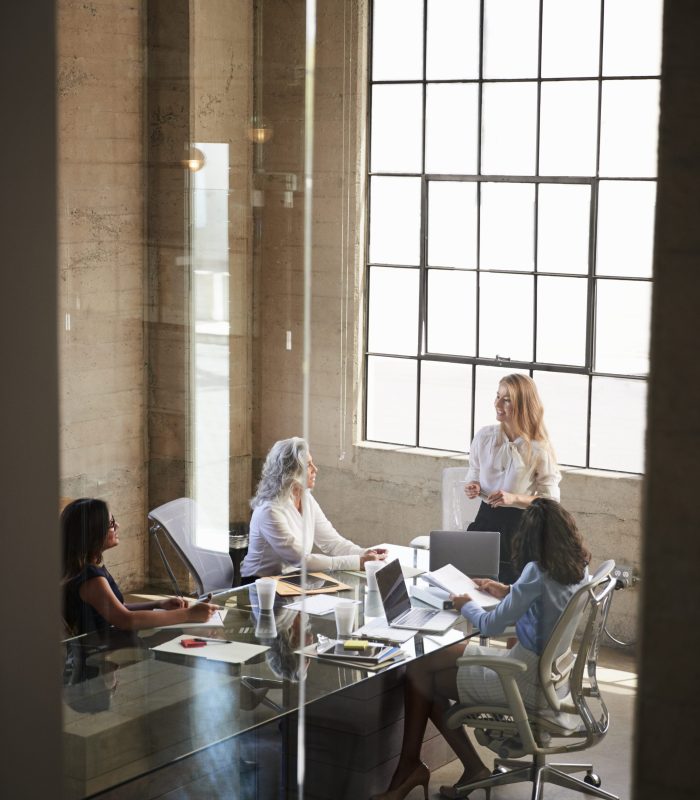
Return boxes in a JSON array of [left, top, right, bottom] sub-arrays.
[[148, 497, 234, 597], [442, 560, 618, 800], [410, 466, 482, 550]]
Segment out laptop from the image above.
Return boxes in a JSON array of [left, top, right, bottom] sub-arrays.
[[429, 530, 500, 580], [374, 558, 458, 633]]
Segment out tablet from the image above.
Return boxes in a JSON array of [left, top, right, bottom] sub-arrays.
[[279, 573, 338, 591]]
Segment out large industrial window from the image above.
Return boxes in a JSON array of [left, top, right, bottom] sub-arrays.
[[364, 0, 662, 473]]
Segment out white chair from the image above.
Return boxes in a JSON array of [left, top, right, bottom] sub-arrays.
[[443, 561, 618, 800], [148, 497, 234, 597], [410, 467, 482, 549]]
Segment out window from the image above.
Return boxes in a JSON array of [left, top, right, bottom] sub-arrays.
[[365, 0, 662, 472]]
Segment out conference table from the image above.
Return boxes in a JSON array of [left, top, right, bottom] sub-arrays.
[[61, 545, 474, 799]]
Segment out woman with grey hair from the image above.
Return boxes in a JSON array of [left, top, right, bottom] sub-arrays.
[[240, 437, 386, 580]]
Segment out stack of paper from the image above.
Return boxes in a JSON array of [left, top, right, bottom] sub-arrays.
[[422, 564, 499, 609]]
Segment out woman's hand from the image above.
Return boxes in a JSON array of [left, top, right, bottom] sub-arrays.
[[360, 549, 387, 569], [450, 593, 472, 612], [158, 597, 187, 610], [473, 578, 510, 599], [186, 599, 218, 623], [486, 489, 517, 507], [464, 481, 481, 499]]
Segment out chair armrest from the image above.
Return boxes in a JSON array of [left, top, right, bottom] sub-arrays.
[[456, 654, 528, 674]]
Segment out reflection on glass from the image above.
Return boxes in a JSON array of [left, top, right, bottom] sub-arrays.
[[419, 361, 472, 451], [366, 356, 418, 444], [371, 84, 423, 174], [368, 267, 419, 356], [192, 142, 230, 551], [481, 82, 538, 175], [369, 176, 421, 265], [596, 181, 656, 278], [541, 0, 600, 78], [533, 370, 589, 466], [473, 365, 529, 433], [590, 377, 647, 473], [428, 181, 477, 268], [372, 0, 424, 81], [595, 279, 651, 375], [427, 269, 476, 356], [426, 0, 480, 79], [483, 0, 539, 79], [537, 184, 591, 274], [425, 84, 479, 175], [480, 183, 535, 271], [539, 81, 599, 177], [536, 276, 587, 365], [603, 0, 663, 77], [599, 80, 660, 177], [478, 273, 534, 361]]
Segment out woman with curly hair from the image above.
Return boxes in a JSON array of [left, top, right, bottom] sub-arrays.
[[371, 498, 591, 800], [240, 437, 386, 581]]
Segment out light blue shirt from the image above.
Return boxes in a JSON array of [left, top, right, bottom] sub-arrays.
[[460, 561, 589, 655]]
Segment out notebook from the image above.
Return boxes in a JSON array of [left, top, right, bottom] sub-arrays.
[[374, 558, 458, 633], [429, 530, 500, 580]]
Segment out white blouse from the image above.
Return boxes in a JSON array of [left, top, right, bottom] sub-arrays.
[[466, 425, 561, 504], [240, 490, 364, 577]]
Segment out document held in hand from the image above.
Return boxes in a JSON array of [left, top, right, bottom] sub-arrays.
[[422, 564, 499, 609]]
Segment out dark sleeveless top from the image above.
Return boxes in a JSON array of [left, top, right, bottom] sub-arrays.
[[64, 563, 125, 636]]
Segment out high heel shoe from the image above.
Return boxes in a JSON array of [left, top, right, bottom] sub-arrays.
[[370, 761, 430, 800]]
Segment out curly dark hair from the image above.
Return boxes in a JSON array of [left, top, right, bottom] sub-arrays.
[[511, 498, 591, 585]]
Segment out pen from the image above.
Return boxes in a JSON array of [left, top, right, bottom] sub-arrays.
[[193, 637, 233, 644]]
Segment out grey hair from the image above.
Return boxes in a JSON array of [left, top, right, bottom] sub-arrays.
[[251, 437, 309, 508]]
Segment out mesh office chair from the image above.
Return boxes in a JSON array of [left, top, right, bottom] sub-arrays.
[[443, 560, 618, 800], [148, 497, 234, 597]]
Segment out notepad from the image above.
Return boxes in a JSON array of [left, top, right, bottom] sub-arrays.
[[150, 634, 268, 664], [148, 607, 229, 630]]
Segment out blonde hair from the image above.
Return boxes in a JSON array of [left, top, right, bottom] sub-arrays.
[[498, 374, 555, 462]]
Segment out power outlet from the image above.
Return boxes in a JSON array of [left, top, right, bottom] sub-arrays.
[[612, 563, 636, 588]]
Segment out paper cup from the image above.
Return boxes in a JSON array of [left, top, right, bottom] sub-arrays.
[[334, 598, 357, 639], [364, 560, 384, 592], [254, 577, 278, 611]]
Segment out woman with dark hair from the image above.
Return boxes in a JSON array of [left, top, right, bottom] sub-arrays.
[[465, 373, 561, 584], [62, 498, 217, 637], [370, 498, 591, 800], [240, 437, 386, 581]]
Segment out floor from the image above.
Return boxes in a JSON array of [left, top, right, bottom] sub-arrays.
[[428, 644, 637, 800]]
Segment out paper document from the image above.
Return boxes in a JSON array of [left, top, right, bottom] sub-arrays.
[[150, 634, 268, 664], [423, 564, 499, 608], [285, 594, 358, 616], [353, 619, 416, 644], [148, 607, 229, 630]]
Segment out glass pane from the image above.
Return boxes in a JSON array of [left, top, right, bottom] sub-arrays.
[[596, 180, 656, 278], [425, 83, 479, 174], [372, 0, 424, 81], [427, 0, 480, 80], [541, 0, 601, 78], [480, 182, 535, 271], [369, 176, 422, 265], [483, 0, 539, 79], [473, 365, 529, 433], [371, 84, 423, 173], [595, 279, 651, 374], [536, 276, 588, 366], [427, 269, 477, 356], [599, 79, 660, 178], [481, 82, 538, 175], [479, 273, 534, 360], [366, 356, 418, 444], [590, 377, 647, 472], [419, 361, 473, 451], [539, 81, 599, 177], [603, 0, 663, 77], [537, 184, 591, 274], [428, 181, 478, 268], [368, 267, 420, 355], [533, 370, 589, 467]]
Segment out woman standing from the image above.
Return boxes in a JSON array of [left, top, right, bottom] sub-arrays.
[[465, 373, 560, 584]]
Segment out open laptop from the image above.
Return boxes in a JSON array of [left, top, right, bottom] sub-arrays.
[[429, 530, 500, 580], [374, 558, 458, 633]]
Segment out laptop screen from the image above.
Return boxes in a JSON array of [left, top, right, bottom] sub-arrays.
[[429, 530, 500, 579], [374, 559, 411, 622]]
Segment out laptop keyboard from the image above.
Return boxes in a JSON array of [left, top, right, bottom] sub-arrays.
[[397, 607, 436, 627]]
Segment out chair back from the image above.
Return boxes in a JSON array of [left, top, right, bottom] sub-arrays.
[[441, 467, 482, 530], [148, 497, 234, 596]]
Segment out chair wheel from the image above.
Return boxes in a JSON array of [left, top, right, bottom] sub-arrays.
[[584, 773, 602, 788]]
